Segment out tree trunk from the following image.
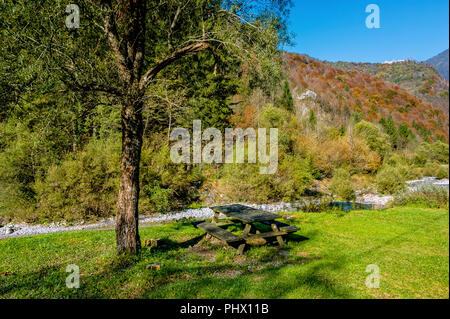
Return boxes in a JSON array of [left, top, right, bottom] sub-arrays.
[[116, 100, 144, 254]]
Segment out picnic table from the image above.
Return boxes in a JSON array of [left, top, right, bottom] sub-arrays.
[[196, 204, 298, 254]]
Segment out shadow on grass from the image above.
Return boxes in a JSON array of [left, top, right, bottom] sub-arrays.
[[139, 256, 351, 299], [0, 265, 66, 297], [1, 220, 348, 299], [145, 234, 206, 254]]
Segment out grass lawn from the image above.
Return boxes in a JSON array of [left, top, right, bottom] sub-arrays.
[[0, 206, 448, 299]]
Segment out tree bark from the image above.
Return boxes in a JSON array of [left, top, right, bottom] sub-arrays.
[[115, 99, 144, 254]]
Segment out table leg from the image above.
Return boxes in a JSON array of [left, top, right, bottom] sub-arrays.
[[270, 221, 284, 247], [242, 223, 253, 238], [237, 243, 246, 255], [212, 212, 220, 224]]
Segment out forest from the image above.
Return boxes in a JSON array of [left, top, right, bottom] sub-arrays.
[[0, 0, 448, 251]]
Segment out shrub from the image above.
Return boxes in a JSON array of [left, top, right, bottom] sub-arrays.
[[329, 168, 356, 201], [393, 186, 449, 209], [140, 135, 205, 213], [350, 137, 382, 173], [258, 104, 288, 128], [394, 164, 421, 181], [354, 120, 391, 158], [384, 153, 409, 167], [142, 185, 174, 214], [0, 121, 66, 219], [35, 137, 121, 222], [415, 141, 450, 165], [277, 155, 314, 200], [422, 162, 449, 179], [221, 163, 274, 202], [436, 166, 449, 179], [376, 166, 406, 195], [220, 153, 314, 203], [430, 142, 449, 164]]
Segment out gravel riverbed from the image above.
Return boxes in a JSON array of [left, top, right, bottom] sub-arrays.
[[0, 199, 386, 240]]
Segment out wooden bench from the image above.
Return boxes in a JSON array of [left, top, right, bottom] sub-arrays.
[[256, 220, 298, 245], [196, 222, 246, 254], [247, 230, 287, 238], [261, 220, 298, 233]]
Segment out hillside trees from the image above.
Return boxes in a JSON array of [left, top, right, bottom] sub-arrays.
[[353, 120, 391, 158], [379, 115, 398, 149], [276, 80, 294, 111], [0, 0, 292, 253]]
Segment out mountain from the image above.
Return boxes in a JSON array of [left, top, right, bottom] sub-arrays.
[[283, 52, 449, 142], [328, 59, 449, 115], [426, 49, 449, 81]]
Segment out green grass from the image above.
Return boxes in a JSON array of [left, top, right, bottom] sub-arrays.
[[0, 206, 448, 299]]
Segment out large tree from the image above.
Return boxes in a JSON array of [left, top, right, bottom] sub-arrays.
[[0, 0, 291, 253]]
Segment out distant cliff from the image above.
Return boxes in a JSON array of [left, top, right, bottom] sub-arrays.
[[426, 49, 449, 81]]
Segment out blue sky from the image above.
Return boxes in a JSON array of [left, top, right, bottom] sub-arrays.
[[287, 0, 449, 62]]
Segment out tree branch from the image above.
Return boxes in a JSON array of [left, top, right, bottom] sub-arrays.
[[100, 0, 131, 83], [139, 41, 213, 90]]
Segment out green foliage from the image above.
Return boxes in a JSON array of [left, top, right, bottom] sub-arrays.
[[329, 168, 356, 201], [353, 120, 391, 158], [376, 166, 406, 195], [379, 115, 398, 149], [221, 153, 314, 203], [34, 137, 121, 222], [277, 155, 314, 200], [422, 162, 449, 179], [258, 104, 294, 153], [415, 141, 450, 165], [0, 0, 292, 223], [382, 154, 422, 180], [221, 163, 274, 202], [351, 112, 362, 124], [308, 109, 317, 130], [397, 124, 413, 148], [140, 135, 205, 213], [393, 187, 449, 209], [276, 80, 294, 111], [258, 104, 288, 128]]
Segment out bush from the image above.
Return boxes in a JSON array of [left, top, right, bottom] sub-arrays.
[[393, 186, 449, 209], [422, 162, 449, 179], [415, 141, 450, 165], [436, 166, 449, 179], [376, 166, 406, 195], [329, 168, 356, 201], [277, 155, 314, 200], [220, 153, 314, 203], [221, 163, 274, 202], [354, 120, 391, 158], [396, 165, 422, 181], [34, 137, 121, 222], [140, 135, 205, 213], [0, 121, 67, 220]]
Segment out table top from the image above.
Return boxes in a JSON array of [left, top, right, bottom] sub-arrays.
[[211, 204, 279, 223]]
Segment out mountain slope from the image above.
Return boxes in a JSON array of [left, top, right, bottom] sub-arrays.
[[284, 52, 449, 142], [426, 49, 449, 81], [329, 60, 449, 115]]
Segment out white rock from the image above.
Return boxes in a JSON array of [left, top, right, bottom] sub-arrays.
[[297, 90, 317, 101]]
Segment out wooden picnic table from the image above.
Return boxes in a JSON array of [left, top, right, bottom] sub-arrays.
[[196, 204, 298, 254]]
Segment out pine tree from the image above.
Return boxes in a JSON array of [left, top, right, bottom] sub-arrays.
[[277, 80, 294, 111]]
